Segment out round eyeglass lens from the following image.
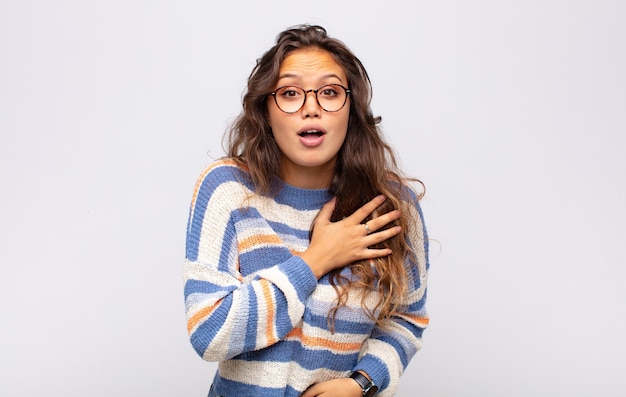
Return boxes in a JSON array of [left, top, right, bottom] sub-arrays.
[[274, 84, 348, 113]]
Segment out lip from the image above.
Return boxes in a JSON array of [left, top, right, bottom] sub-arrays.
[[297, 125, 327, 147]]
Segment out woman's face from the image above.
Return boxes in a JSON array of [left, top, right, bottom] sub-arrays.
[[268, 47, 350, 188]]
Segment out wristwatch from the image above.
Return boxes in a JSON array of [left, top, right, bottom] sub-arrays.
[[350, 371, 378, 396]]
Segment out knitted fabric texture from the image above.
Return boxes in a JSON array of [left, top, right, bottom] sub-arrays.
[[183, 159, 429, 397]]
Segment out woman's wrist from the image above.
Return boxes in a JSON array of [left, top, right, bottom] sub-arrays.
[[350, 371, 378, 396], [298, 250, 328, 279]]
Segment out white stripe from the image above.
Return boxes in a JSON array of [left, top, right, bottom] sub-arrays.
[[218, 359, 348, 392]]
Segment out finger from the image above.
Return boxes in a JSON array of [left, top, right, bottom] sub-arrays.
[[362, 246, 394, 260], [315, 197, 337, 224], [300, 384, 320, 397], [349, 195, 387, 224], [367, 209, 401, 232], [365, 225, 402, 246]]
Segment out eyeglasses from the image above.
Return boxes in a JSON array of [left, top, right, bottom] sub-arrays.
[[269, 84, 351, 114]]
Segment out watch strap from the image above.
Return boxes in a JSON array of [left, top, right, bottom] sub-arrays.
[[350, 371, 378, 396]]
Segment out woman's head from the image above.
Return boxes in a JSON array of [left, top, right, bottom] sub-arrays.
[[267, 47, 351, 188], [227, 24, 382, 193]]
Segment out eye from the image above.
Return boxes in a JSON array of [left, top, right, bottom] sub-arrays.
[[277, 86, 303, 100], [319, 85, 340, 98]]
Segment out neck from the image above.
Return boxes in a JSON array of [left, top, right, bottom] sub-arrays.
[[280, 162, 335, 190]]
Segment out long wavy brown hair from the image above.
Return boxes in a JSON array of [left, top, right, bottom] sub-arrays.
[[226, 24, 423, 328]]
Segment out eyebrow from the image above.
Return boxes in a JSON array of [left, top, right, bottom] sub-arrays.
[[276, 73, 345, 83]]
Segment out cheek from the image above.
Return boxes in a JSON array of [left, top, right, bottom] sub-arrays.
[[268, 117, 287, 141], [335, 114, 350, 146], [267, 105, 290, 135]]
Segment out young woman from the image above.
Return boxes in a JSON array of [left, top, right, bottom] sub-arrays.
[[183, 25, 429, 397]]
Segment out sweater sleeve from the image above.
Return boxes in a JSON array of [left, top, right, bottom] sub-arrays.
[[182, 162, 318, 361], [354, 193, 430, 396]]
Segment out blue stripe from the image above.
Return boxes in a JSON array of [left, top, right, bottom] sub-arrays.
[[274, 181, 331, 210], [267, 219, 311, 241], [239, 246, 293, 275], [406, 290, 427, 312], [244, 287, 258, 349], [305, 310, 375, 334], [237, 340, 360, 370], [217, 220, 237, 273], [184, 279, 225, 297]]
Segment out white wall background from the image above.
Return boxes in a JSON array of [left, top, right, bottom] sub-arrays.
[[1, 1, 624, 396]]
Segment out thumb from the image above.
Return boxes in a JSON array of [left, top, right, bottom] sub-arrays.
[[316, 197, 337, 223]]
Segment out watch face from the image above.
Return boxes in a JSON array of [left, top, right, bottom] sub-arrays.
[[350, 372, 377, 396], [365, 385, 378, 397]]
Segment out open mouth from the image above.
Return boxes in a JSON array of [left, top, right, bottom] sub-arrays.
[[298, 130, 324, 137]]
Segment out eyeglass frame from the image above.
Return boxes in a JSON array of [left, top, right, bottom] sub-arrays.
[[268, 84, 352, 114]]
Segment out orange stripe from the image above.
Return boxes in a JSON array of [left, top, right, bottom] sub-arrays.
[[190, 161, 223, 208], [238, 234, 283, 252], [403, 313, 430, 327], [190, 159, 247, 208], [260, 280, 277, 345], [187, 299, 222, 334], [286, 327, 362, 352]]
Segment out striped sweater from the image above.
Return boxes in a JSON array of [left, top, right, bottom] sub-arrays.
[[183, 159, 429, 397]]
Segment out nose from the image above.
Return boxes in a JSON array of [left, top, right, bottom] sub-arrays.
[[301, 89, 321, 118]]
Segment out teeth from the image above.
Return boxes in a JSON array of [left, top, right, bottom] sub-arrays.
[[300, 130, 322, 135]]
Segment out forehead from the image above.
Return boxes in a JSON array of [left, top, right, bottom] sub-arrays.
[[278, 47, 347, 83]]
